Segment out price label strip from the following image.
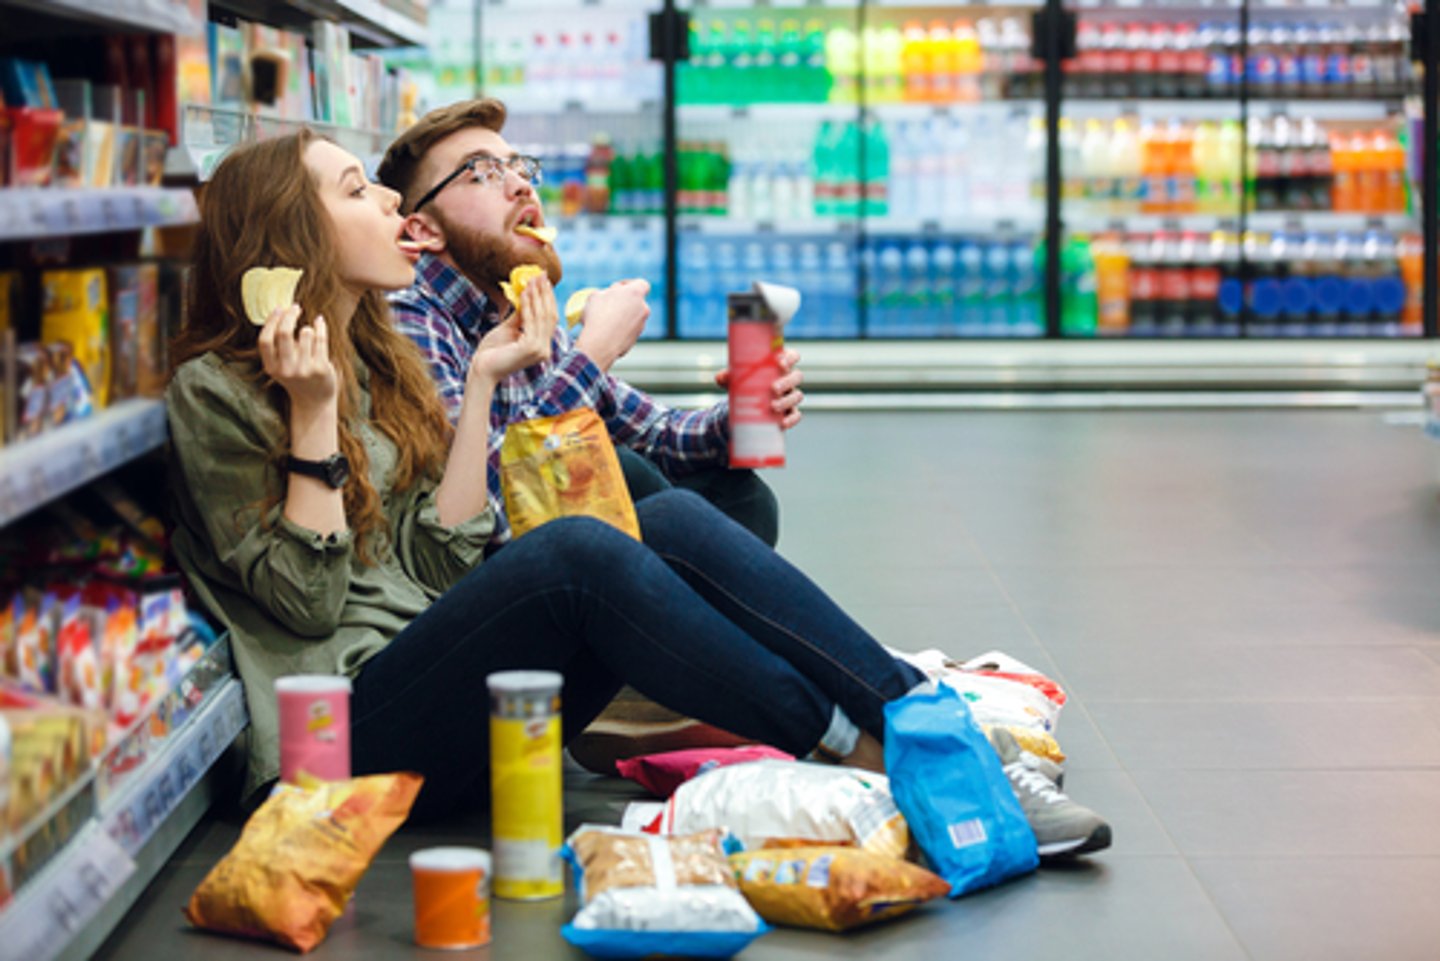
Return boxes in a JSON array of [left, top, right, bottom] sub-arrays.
[[0, 826, 136, 961]]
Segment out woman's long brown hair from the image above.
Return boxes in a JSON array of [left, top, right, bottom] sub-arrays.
[[171, 129, 453, 564]]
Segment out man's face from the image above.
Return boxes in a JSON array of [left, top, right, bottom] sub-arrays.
[[411, 127, 561, 294]]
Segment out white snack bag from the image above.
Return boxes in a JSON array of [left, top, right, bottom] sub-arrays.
[[655, 760, 908, 860]]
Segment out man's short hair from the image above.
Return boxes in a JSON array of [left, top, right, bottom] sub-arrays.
[[377, 98, 507, 213]]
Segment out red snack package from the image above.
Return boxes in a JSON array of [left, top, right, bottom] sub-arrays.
[[616, 745, 793, 798]]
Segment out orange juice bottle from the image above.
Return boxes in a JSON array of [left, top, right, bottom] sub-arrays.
[[1329, 132, 1356, 212], [929, 21, 957, 103], [1381, 129, 1408, 213], [1093, 233, 1131, 335], [1170, 121, 1197, 214], [901, 22, 929, 102], [953, 18, 982, 102], [1140, 120, 1167, 214], [1354, 130, 1384, 214], [1398, 232, 1423, 331]]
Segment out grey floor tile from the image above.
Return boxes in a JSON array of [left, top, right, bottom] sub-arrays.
[[1088, 699, 1440, 771], [1191, 857, 1440, 961], [1041, 642, 1440, 702], [1131, 768, 1440, 857]]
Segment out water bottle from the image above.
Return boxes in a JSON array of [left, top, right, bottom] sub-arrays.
[[957, 239, 985, 335], [859, 241, 878, 333], [824, 240, 858, 337], [874, 241, 905, 334], [930, 240, 957, 336], [903, 242, 932, 335], [716, 239, 744, 331], [1011, 240, 1042, 337], [889, 120, 917, 220], [983, 241, 1012, 335], [1310, 232, 1344, 336], [792, 241, 825, 338], [633, 231, 664, 339]]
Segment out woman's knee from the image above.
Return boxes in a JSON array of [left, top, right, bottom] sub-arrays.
[[521, 514, 646, 575]]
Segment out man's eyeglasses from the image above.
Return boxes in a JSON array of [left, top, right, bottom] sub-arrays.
[[410, 154, 543, 213]]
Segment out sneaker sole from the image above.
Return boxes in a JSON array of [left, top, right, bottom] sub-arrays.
[[1037, 823, 1112, 858]]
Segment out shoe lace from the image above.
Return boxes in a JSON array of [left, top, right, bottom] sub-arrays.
[[1005, 761, 1066, 806]]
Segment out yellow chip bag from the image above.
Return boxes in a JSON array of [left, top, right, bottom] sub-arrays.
[[499, 263, 546, 310], [184, 773, 423, 953], [240, 267, 304, 326], [729, 846, 949, 932], [500, 408, 640, 541]]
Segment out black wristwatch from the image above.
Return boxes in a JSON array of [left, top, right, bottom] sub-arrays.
[[286, 452, 351, 489]]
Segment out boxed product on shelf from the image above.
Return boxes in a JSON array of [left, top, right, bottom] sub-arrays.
[[40, 269, 109, 410], [0, 60, 58, 112], [5, 107, 62, 187], [12, 342, 95, 438], [105, 263, 157, 404]]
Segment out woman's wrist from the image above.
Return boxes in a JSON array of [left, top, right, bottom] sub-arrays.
[[289, 403, 340, 460]]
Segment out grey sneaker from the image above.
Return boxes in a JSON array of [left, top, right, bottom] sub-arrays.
[[988, 727, 1111, 858]]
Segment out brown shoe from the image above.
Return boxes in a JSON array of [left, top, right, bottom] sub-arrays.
[[569, 687, 749, 776]]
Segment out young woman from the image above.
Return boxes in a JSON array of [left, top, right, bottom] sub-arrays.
[[167, 131, 1107, 860], [166, 130, 921, 818]]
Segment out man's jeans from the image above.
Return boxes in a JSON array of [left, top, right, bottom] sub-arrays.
[[350, 489, 921, 818], [616, 446, 780, 547]]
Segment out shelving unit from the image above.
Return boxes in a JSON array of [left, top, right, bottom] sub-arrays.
[[0, 188, 199, 243], [0, 0, 205, 35], [166, 103, 391, 181]]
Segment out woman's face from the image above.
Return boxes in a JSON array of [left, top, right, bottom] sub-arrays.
[[304, 139, 419, 293]]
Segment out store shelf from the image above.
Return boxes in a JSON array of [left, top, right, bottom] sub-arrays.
[[868, 215, 1044, 235], [680, 103, 860, 123], [503, 96, 662, 117], [300, 0, 427, 47], [167, 103, 390, 182], [555, 214, 663, 232], [1065, 212, 1416, 235], [1065, 99, 1400, 122], [0, 188, 198, 243], [679, 216, 861, 237], [0, 650, 246, 961], [867, 101, 1043, 122], [0, 0, 205, 36], [0, 399, 168, 528]]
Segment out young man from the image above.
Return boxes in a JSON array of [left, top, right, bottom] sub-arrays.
[[377, 98, 804, 548]]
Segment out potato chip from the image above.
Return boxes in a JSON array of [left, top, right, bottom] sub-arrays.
[[515, 224, 558, 245], [499, 264, 547, 310], [564, 287, 598, 325], [241, 267, 304, 326]]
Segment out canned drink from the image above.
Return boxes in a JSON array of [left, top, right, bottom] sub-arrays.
[[487, 670, 563, 900], [275, 675, 351, 783], [410, 847, 492, 949]]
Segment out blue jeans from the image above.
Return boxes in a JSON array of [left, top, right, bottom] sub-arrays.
[[616, 446, 780, 547], [350, 489, 922, 818]]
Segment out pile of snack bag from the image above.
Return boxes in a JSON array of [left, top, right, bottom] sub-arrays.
[[179, 649, 1071, 956], [0, 481, 212, 897]]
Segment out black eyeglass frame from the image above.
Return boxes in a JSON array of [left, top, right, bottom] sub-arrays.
[[409, 153, 543, 214]]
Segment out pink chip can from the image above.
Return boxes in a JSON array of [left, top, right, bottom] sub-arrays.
[[276, 675, 351, 783]]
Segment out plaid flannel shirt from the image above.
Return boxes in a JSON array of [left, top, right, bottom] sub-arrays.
[[389, 253, 730, 543]]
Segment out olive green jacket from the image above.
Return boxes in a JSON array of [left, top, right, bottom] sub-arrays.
[[166, 352, 495, 799]]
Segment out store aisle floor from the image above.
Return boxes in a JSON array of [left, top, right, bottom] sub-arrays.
[[96, 409, 1440, 961]]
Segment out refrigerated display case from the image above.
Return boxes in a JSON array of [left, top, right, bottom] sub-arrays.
[[448, 0, 1433, 342], [1059, 0, 1423, 340]]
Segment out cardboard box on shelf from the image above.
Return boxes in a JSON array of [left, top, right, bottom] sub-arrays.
[[6, 107, 62, 187], [40, 269, 109, 410]]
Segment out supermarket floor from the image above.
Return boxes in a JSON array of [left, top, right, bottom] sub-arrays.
[[96, 408, 1440, 961]]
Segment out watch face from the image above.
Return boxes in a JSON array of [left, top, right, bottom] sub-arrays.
[[325, 454, 352, 488]]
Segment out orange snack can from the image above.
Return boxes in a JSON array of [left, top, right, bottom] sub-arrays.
[[410, 847, 492, 950]]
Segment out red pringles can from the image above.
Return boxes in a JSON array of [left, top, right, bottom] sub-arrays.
[[727, 282, 799, 468]]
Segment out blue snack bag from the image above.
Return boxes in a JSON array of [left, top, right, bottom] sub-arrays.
[[884, 683, 1039, 896]]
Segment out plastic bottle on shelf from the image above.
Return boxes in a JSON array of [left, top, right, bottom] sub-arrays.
[[1153, 24, 1181, 99], [1348, 23, 1376, 97], [1010, 240, 1042, 337], [1369, 230, 1406, 335], [1155, 232, 1190, 337], [976, 17, 1002, 101], [1274, 24, 1301, 99], [954, 19, 982, 103], [1171, 120, 1197, 215], [1110, 117, 1141, 215], [979, 240, 1008, 334], [1329, 131, 1355, 212], [1321, 23, 1351, 97], [1309, 232, 1343, 335], [1190, 230, 1223, 336], [862, 122, 890, 217], [1128, 232, 1158, 336], [888, 120, 916, 220], [1129, 22, 1156, 99], [1026, 116, 1048, 206], [870, 240, 902, 333], [827, 23, 860, 104], [929, 239, 957, 334], [835, 121, 862, 218], [1139, 121, 1167, 214], [872, 23, 905, 105], [1379, 128, 1407, 214], [1093, 233, 1130, 336], [1245, 232, 1282, 337], [1279, 232, 1314, 336], [1060, 237, 1098, 337], [956, 239, 985, 334], [941, 116, 971, 219], [802, 19, 829, 103], [1001, 16, 1035, 99], [1079, 119, 1108, 212], [823, 240, 855, 335], [1398, 232, 1423, 333], [1295, 23, 1324, 99], [811, 121, 836, 217], [1354, 130, 1385, 215], [792, 241, 824, 337], [900, 22, 929, 103], [1216, 231, 1244, 337]]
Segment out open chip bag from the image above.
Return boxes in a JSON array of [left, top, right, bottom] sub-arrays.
[[184, 773, 423, 952], [561, 826, 768, 959], [651, 759, 908, 861], [500, 408, 641, 541], [884, 684, 1038, 897]]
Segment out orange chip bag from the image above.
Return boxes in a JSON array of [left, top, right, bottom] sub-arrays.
[[184, 773, 423, 953], [500, 408, 641, 540], [729, 846, 948, 932]]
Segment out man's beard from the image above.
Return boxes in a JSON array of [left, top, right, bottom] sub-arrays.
[[434, 209, 562, 296]]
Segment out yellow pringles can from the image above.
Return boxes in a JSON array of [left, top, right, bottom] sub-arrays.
[[487, 670, 564, 900]]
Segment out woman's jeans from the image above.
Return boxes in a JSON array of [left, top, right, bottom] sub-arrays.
[[350, 489, 922, 817]]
